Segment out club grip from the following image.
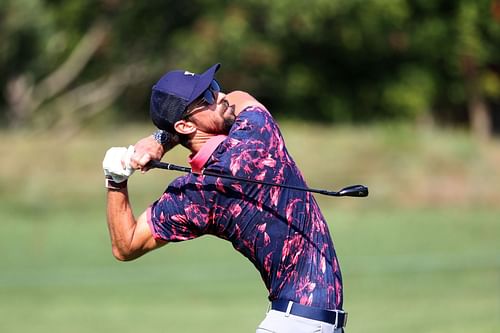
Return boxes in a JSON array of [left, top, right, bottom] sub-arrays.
[[147, 160, 191, 173], [147, 160, 164, 169]]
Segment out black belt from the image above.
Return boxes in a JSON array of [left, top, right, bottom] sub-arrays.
[[271, 299, 348, 328]]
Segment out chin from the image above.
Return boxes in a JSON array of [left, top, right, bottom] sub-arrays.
[[222, 118, 235, 134]]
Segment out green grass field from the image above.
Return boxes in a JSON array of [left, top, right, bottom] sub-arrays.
[[0, 124, 499, 332]]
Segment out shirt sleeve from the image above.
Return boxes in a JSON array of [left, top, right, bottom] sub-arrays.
[[147, 175, 211, 242]]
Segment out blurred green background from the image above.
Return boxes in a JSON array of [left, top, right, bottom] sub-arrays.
[[1, 1, 499, 332]]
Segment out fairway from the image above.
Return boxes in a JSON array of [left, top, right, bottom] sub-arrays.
[[0, 125, 499, 332], [0, 205, 498, 332]]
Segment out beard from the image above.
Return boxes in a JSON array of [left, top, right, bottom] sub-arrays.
[[222, 115, 235, 134], [221, 103, 236, 134]]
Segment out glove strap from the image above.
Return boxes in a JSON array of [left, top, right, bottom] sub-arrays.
[[105, 176, 128, 190]]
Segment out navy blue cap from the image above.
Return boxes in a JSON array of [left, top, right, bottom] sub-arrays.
[[150, 63, 220, 131]]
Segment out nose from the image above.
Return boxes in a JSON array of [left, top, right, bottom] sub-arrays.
[[217, 92, 226, 104]]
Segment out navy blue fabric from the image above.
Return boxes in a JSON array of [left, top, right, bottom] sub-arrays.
[[150, 63, 220, 131]]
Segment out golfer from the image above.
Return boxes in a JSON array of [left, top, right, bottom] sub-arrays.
[[103, 63, 347, 332]]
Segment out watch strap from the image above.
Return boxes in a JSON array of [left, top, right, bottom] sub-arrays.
[[105, 176, 128, 190]]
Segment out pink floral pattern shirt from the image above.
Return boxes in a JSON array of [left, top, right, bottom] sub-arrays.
[[147, 102, 343, 310]]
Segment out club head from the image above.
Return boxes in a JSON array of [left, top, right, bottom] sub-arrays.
[[338, 185, 369, 197]]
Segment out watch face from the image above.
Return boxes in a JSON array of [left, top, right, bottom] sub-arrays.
[[154, 130, 168, 144]]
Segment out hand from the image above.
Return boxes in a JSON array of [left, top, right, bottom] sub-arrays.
[[130, 134, 169, 171], [102, 146, 135, 183]]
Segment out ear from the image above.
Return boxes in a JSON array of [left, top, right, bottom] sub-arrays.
[[173, 119, 197, 135]]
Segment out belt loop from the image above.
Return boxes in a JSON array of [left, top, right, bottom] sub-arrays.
[[285, 301, 293, 317]]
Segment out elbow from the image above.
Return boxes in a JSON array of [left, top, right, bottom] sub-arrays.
[[111, 247, 138, 262], [113, 253, 133, 262]]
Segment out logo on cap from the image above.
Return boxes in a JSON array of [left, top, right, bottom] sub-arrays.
[[184, 71, 195, 76]]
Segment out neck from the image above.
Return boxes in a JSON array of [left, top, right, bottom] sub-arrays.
[[188, 132, 218, 154]]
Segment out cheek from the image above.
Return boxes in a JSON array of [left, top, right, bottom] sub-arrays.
[[200, 113, 226, 132]]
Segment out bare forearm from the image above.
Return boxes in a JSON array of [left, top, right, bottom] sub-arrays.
[[106, 186, 141, 261], [103, 145, 165, 261]]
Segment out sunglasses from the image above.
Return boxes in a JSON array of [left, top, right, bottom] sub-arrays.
[[183, 80, 221, 118]]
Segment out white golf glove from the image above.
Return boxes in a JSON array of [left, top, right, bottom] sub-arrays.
[[102, 145, 135, 183]]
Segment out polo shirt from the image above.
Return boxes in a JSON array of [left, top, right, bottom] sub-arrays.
[[147, 94, 343, 309]]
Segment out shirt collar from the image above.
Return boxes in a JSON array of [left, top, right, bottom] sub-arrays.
[[188, 135, 227, 173]]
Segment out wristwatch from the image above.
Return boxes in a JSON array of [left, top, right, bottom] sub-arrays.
[[152, 129, 169, 147], [152, 129, 179, 151]]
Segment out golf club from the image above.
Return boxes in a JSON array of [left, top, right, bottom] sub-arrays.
[[147, 160, 368, 198]]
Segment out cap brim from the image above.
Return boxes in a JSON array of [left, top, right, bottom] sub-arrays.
[[188, 63, 221, 104]]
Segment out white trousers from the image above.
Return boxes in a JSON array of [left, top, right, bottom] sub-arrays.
[[256, 310, 344, 333]]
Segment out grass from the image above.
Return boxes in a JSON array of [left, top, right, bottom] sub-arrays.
[[0, 123, 499, 332]]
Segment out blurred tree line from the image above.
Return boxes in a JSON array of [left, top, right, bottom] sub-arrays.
[[1, 0, 500, 138]]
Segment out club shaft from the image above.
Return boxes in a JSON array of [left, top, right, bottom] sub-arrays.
[[148, 160, 366, 197]]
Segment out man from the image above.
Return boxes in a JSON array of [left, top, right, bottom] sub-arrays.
[[102, 63, 348, 332]]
